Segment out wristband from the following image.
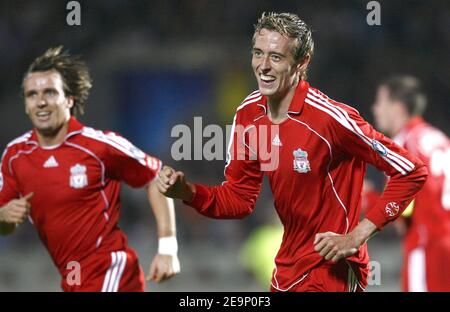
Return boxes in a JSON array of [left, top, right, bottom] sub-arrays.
[[158, 236, 178, 256]]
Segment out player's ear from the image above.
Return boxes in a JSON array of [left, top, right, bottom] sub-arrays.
[[24, 101, 30, 115], [66, 96, 74, 109], [297, 55, 311, 73]]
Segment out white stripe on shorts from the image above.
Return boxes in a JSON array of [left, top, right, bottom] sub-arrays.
[[408, 247, 427, 292], [101, 251, 127, 292]]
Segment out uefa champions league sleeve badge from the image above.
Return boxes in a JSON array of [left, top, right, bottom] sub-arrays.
[[293, 148, 311, 173], [371, 139, 388, 156]]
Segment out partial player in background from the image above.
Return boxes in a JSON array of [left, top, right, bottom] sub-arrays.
[[372, 75, 450, 291], [157, 13, 428, 292], [0, 46, 180, 291]]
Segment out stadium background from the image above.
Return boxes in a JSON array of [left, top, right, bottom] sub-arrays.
[[0, 0, 449, 291]]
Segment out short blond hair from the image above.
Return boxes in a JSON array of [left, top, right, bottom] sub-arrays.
[[253, 12, 314, 80]]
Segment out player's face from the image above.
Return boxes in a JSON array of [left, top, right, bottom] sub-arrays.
[[252, 29, 301, 99], [372, 86, 401, 135], [23, 70, 73, 136]]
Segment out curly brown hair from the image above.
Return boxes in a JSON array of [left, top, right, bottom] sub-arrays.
[[253, 12, 314, 80], [22, 46, 92, 116]]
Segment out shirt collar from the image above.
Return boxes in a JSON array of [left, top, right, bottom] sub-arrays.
[[28, 116, 84, 144], [404, 116, 425, 131], [393, 116, 425, 145], [259, 80, 310, 116]]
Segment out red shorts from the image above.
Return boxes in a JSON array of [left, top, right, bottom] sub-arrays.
[[61, 248, 145, 292], [271, 260, 368, 292]]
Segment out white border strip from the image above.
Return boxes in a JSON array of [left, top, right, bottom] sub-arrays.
[[101, 251, 127, 292]]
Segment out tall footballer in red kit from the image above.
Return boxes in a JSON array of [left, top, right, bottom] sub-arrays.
[[0, 47, 180, 291], [372, 75, 450, 291], [157, 13, 428, 292]]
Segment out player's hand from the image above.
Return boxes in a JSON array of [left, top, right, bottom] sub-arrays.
[[0, 193, 34, 225], [313, 231, 359, 263], [146, 254, 180, 283], [157, 166, 193, 202]]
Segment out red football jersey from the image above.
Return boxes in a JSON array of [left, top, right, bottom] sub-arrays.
[[393, 116, 450, 238], [186, 81, 428, 291], [0, 117, 161, 273]]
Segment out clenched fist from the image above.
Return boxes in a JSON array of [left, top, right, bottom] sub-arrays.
[[146, 254, 180, 283], [0, 193, 34, 225], [156, 166, 194, 202]]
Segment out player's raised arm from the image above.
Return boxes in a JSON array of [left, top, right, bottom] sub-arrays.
[[158, 107, 264, 220]]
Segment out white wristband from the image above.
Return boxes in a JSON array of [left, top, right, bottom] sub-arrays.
[[158, 236, 178, 256]]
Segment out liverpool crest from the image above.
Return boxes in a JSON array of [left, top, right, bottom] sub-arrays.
[[70, 164, 88, 189], [293, 148, 311, 173]]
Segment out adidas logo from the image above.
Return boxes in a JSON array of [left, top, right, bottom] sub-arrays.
[[43, 156, 59, 168], [272, 134, 282, 146]]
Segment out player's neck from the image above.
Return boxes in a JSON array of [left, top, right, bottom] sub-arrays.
[[267, 86, 296, 124], [36, 121, 70, 147]]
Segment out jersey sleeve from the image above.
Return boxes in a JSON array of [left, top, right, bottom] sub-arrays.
[[102, 132, 162, 188], [185, 111, 264, 219], [0, 149, 21, 207], [332, 106, 428, 229]]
